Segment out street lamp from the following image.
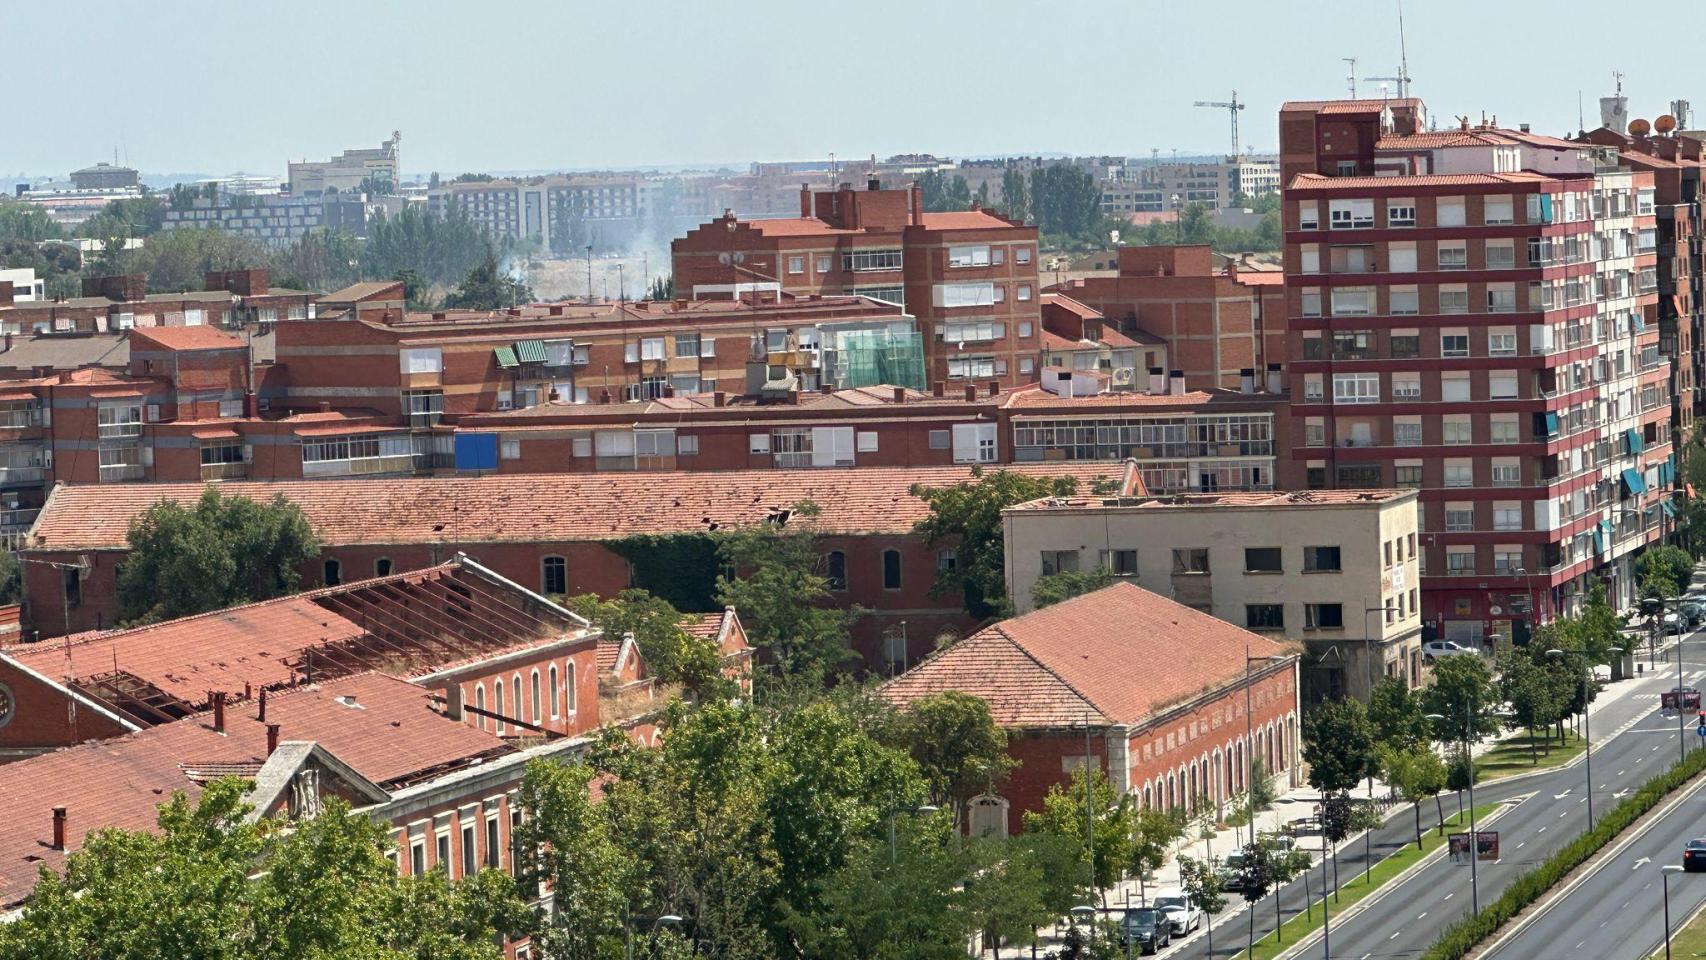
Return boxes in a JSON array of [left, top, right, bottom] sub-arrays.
[[1428, 703, 1480, 915], [888, 803, 940, 865], [625, 914, 685, 960], [1171, 193, 1183, 243], [1664, 865, 1684, 960], [1546, 646, 1619, 830], [1070, 904, 1098, 945]]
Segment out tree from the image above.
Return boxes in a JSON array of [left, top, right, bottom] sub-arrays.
[[1126, 806, 1184, 908], [269, 228, 362, 293], [647, 275, 674, 301], [963, 835, 1072, 960], [999, 168, 1031, 223], [129, 226, 266, 292], [1031, 568, 1113, 609], [1235, 836, 1278, 957], [911, 468, 1080, 619], [897, 691, 1014, 826], [0, 778, 527, 960], [361, 205, 493, 288], [514, 758, 638, 959], [1498, 643, 1568, 762], [918, 171, 970, 213], [1028, 165, 1102, 241], [0, 549, 20, 606], [1301, 698, 1376, 795], [115, 488, 320, 625], [1379, 744, 1446, 849], [1638, 544, 1694, 599], [714, 500, 861, 681], [566, 589, 725, 695], [358, 174, 396, 198], [1266, 840, 1312, 944], [1445, 747, 1474, 818], [1022, 766, 1132, 901], [442, 246, 533, 311], [1367, 675, 1429, 750], [0, 198, 65, 242], [1177, 856, 1227, 957], [1422, 654, 1500, 745]]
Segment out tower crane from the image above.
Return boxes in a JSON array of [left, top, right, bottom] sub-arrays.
[[1193, 91, 1247, 159]]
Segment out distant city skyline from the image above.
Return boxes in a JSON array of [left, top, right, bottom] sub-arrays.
[[11, 0, 1704, 180]]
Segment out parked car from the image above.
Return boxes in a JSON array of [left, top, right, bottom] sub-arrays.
[[1424, 640, 1480, 660], [1216, 850, 1248, 891], [1685, 839, 1706, 872], [1118, 908, 1171, 955], [1682, 602, 1706, 629], [1152, 891, 1203, 935], [1664, 611, 1686, 635]]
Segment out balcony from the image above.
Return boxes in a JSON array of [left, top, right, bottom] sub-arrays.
[[97, 422, 143, 440], [0, 466, 43, 486], [302, 454, 416, 478], [99, 463, 144, 482], [0, 409, 43, 430], [200, 461, 249, 482]]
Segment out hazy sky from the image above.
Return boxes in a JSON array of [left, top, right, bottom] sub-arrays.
[[12, 0, 1704, 179]]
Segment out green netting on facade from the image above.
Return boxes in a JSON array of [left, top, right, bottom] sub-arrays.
[[833, 330, 926, 391]]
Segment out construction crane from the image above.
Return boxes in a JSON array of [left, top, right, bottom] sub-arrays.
[[1363, 69, 1412, 99], [1193, 91, 1247, 159]]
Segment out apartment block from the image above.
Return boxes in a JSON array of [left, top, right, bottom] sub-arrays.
[[286, 134, 400, 196], [0, 270, 315, 335], [1281, 98, 1676, 646], [427, 175, 647, 249], [1002, 488, 1421, 702], [671, 180, 1043, 388]]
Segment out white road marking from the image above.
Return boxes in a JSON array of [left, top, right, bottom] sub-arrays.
[[1560, 811, 1568, 818], [1517, 842, 1526, 849], [1540, 826, 1548, 833], [1444, 893, 1454, 900], [1418, 912, 1428, 919], [1390, 931, 1402, 940]]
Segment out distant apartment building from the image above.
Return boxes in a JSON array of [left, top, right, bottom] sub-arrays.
[[286, 134, 400, 195], [1046, 245, 1286, 390], [162, 194, 376, 247], [427, 176, 646, 249], [1281, 96, 1675, 645], [673, 180, 1044, 388], [1002, 487, 1421, 701], [0, 270, 315, 335], [0, 269, 44, 304], [1099, 156, 1282, 215]]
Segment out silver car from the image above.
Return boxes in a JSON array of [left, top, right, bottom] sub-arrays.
[[1153, 892, 1203, 935]]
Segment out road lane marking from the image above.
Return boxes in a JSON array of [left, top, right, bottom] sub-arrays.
[[1419, 912, 1428, 919], [1444, 893, 1454, 900], [1517, 842, 1526, 849], [1390, 931, 1401, 940], [1539, 826, 1548, 833]]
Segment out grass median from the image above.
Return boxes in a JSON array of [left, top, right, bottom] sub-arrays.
[[1477, 731, 1585, 782], [1230, 804, 1497, 960]]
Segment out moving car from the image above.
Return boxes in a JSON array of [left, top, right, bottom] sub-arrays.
[[1686, 839, 1706, 872], [1423, 639, 1480, 660], [1153, 891, 1203, 935], [1661, 687, 1702, 711], [1118, 908, 1171, 955], [1682, 602, 1706, 629]]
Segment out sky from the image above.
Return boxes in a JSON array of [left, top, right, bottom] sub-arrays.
[[10, 0, 1706, 180]]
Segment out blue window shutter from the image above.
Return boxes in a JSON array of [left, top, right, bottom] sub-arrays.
[[454, 433, 500, 471]]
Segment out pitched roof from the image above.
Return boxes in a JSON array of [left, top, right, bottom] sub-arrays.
[[918, 210, 1024, 231], [26, 464, 1117, 551], [0, 333, 128, 373], [0, 672, 511, 908], [882, 582, 1296, 728], [127, 325, 247, 352]]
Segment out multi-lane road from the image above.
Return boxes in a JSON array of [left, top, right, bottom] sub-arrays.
[[1166, 634, 1706, 960]]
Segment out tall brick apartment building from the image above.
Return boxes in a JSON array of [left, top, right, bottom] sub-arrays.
[[1281, 97, 1676, 644], [672, 180, 1043, 388]]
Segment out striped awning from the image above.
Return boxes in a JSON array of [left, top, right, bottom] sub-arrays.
[[513, 340, 547, 364], [494, 346, 519, 369]]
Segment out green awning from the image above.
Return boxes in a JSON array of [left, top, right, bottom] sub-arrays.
[[494, 346, 519, 369], [1626, 428, 1644, 454], [514, 340, 547, 364], [1663, 499, 1679, 519], [1543, 412, 1560, 436], [1622, 468, 1648, 496], [1592, 527, 1605, 553]]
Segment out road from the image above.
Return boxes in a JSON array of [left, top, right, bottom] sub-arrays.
[[1166, 633, 1706, 960]]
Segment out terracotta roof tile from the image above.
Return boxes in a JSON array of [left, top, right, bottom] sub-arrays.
[[883, 583, 1296, 728], [918, 210, 1024, 231], [127, 326, 246, 352], [1281, 97, 1424, 114], [27, 465, 1119, 551]]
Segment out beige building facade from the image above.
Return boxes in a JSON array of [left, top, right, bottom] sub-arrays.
[[1002, 487, 1422, 703]]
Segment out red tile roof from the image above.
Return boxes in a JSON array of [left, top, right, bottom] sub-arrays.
[[26, 465, 1119, 551], [883, 583, 1296, 728], [0, 672, 511, 908], [745, 218, 855, 237], [1280, 97, 1424, 114], [127, 326, 247, 352], [1232, 271, 1284, 286], [1005, 487, 1413, 512], [1287, 171, 1567, 191], [919, 210, 1024, 231]]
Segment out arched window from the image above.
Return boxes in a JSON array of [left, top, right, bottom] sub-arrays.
[[474, 684, 486, 730], [493, 681, 505, 734], [881, 549, 902, 590], [530, 670, 542, 724], [375, 557, 393, 576], [565, 660, 577, 713], [511, 675, 522, 728], [548, 665, 560, 718], [323, 558, 341, 586], [541, 556, 567, 595], [1144, 784, 1153, 809], [1167, 773, 1177, 809], [824, 551, 847, 590]]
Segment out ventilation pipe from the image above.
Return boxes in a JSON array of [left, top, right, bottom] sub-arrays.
[[1147, 367, 1166, 395], [1168, 370, 1186, 395], [1266, 363, 1284, 394], [1240, 368, 1255, 394]]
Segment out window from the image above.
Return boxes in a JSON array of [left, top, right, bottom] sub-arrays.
[[1330, 287, 1374, 316], [1246, 604, 1285, 630], [951, 423, 997, 463], [1439, 285, 1470, 314], [1487, 329, 1517, 356], [1437, 240, 1467, 270], [1303, 546, 1341, 572], [1305, 603, 1345, 629], [1447, 547, 1475, 573], [815, 255, 831, 274], [565, 661, 576, 713], [1387, 200, 1416, 227], [856, 431, 878, 453], [1484, 196, 1514, 225], [825, 551, 847, 590], [462, 822, 477, 877], [375, 557, 393, 576], [1393, 418, 1423, 445], [1392, 374, 1421, 400], [1104, 549, 1137, 576], [473, 686, 485, 730], [1444, 502, 1475, 532], [1171, 548, 1209, 574], [548, 665, 560, 718], [1487, 284, 1517, 313], [842, 249, 903, 272], [1333, 373, 1379, 404], [1491, 457, 1522, 485], [1040, 550, 1081, 576], [1328, 198, 1374, 229], [1387, 241, 1417, 273], [530, 671, 542, 724], [1390, 328, 1420, 355], [749, 434, 771, 454], [1017, 320, 1033, 338], [1395, 463, 1424, 488], [1493, 546, 1523, 575], [928, 429, 950, 450], [639, 337, 665, 361], [1244, 547, 1282, 573], [1486, 239, 1516, 269], [493, 682, 505, 733], [1443, 458, 1474, 487], [1442, 417, 1473, 445], [542, 556, 566, 595], [1017, 284, 1033, 301], [673, 333, 701, 358], [1298, 202, 1319, 229], [400, 347, 443, 374], [882, 550, 902, 590], [323, 559, 341, 586], [1490, 418, 1519, 444], [937, 549, 958, 573], [948, 244, 992, 267], [1436, 197, 1466, 227], [410, 836, 426, 876], [1300, 245, 1321, 274], [1016, 247, 1032, 264], [436, 830, 450, 872], [1305, 417, 1326, 447], [1488, 371, 1518, 399], [787, 256, 805, 274], [1300, 289, 1322, 317], [1493, 501, 1523, 531], [485, 815, 501, 869], [938, 282, 996, 308], [1441, 372, 1471, 402], [677, 435, 699, 456]]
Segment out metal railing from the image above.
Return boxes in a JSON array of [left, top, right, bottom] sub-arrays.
[[302, 454, 417, 478], [99, 463, 145, 482], [200, 462, 249, 481]]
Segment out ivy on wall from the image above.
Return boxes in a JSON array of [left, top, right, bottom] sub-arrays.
[[603, 533, 721, 612]]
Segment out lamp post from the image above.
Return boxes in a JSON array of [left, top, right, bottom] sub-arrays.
[[1546, 645, 1619, 830], [624, 914, 684, 960], [1428, 702, 1480, 915], [1663, 865, 1684, 960], [888, 803, 940, 865], [1171, 193, 1183, 243]]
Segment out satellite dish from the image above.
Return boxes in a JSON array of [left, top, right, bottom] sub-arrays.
[[1629, 117, 1652, 136], [1656, 114, 1679, 134]]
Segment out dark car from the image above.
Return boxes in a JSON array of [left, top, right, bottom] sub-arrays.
[[1685, 839, 1706, 872], [1118, 908, 1171, 955]]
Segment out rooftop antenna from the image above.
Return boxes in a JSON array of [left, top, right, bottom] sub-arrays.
[[1363, 0, 1414, 99], [1343, 58, 1358, 99], [1193, 90, 1247, 159], [1578, 91, 1585, 134]]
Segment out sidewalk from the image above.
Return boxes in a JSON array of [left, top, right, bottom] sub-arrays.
[[983, 639, 1671, 958]]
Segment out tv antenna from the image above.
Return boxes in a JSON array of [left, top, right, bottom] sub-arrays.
[[1193, 90, 1247, 159], [1362, 0, 1414, 99], [1343, 58, 1358, 99]]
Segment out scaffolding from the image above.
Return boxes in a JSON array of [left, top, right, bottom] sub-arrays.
[[827, 329, 926, 391]]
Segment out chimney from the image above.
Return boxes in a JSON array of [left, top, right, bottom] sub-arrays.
[[266, 722, 280, 756], [867, 175, 881, 192], [1520, 123, 1532, 134], [548, 304, 563, 316], [963, 383, 977, 402], [932, 381, 945, 398], [548, 388, 560, 401], [1266, 363, 1284, 394], [258, 687, 268, 721], [910, 183, 924, 226], [1239, 368, 1255, 394], [51, 807, 66, 851], [1168, 369, 1186, 395], [1147, 367, 1166, 395], [713, 391, 726, 407], [986, 380, 1000, 397], [800, 183, 812, 218], [892, 386, 906, 403], [787, 388, 801, 405], [317, 401, 331, 413], [210, 690, 226, 734]]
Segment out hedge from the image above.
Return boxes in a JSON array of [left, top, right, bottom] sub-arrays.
[[1418, 739, 1706, 960]]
